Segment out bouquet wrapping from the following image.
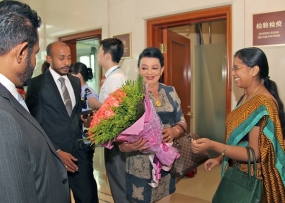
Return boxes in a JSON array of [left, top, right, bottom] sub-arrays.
[[87, 78, 179, 166], [113, 91, 180, 166]]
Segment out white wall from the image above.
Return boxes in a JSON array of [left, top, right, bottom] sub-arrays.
[[20, 0, 285, 109], [244, 0, 285, 107]]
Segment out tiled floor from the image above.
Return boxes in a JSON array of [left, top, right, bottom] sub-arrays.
[[73, 147, 221, 203]]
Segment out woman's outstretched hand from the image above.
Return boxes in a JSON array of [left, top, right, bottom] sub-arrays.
[[191, 138, 212, 153], [204, 158, 221, 172], [191, 138, 221, 172]]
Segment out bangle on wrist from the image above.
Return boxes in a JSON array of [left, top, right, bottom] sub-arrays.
[[173, 126, 179, 135], [118, 144, 124, 152], [221, 145, 227, 156]]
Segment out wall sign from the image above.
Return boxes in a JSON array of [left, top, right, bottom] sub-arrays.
[[113, 33, 132, 58], [253, 10, 285, 46]]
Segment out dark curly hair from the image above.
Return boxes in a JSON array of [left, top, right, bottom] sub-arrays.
[[0, 1, 41, 57]]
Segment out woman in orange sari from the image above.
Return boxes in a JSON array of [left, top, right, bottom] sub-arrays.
[[192, 47, 285, 202]]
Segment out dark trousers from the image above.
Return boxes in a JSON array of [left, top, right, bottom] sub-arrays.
[[68, 147, 98, 203], [105, 143, 127, 203]]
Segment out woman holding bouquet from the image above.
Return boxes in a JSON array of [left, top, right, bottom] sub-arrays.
[[120, 47, 187, 203]]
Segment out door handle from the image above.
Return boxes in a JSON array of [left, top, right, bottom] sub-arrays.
[[186, 111, 192, 116], [186, 106, 192, 117]]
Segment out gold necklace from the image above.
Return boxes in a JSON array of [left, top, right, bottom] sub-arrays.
[[242, 87, 259, 104], [149, 88, 161, 107], [155, 99, 162, 107]]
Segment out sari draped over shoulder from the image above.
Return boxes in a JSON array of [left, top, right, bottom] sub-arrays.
[[221, 94, 285, 202]]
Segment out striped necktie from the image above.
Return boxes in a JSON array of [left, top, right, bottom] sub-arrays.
[[58, 77, 72, 116]]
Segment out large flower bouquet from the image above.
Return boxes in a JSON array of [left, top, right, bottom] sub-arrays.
[[88, 77, 145, 145], [87, 76, 179, 167]]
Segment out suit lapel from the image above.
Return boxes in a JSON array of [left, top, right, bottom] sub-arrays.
[[0, 84, 62, 159], [0, 84, 31, 118], [68, 74, 81, 115]]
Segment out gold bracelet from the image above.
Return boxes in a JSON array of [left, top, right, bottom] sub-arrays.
[[118, 144, 124, 153], [174, 126, 179, 135], [221, 145, 227, 156]]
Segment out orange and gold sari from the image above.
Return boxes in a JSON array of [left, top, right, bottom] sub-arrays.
[[221, 94, 285, 202]]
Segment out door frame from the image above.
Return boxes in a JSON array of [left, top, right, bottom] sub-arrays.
[[147, 6, 232, 116], [59, 29, 102, 63], [163, 29, 191, 131]]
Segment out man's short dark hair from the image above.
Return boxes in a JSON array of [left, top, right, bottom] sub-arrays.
[[0, 1, 41, 56], [100, 38, 124, 63]]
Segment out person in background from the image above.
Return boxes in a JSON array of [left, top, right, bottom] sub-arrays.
[[26, 41, 99, 203], [192, 47, 285, 202], [70, 62, 101, 111], [41, 60, 50, 73], [70, 62, 101, 145], [98, 38, 150, 202], [97, 38, 129, 203], [120, 47, 187, 203], [0, 1, 70, 202]]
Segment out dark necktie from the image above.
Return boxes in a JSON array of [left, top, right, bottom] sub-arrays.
[[58, 77, 72, 116]]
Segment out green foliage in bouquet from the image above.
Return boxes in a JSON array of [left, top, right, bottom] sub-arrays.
[[88, 75, 145, 146]]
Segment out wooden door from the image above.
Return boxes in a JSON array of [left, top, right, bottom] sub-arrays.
[[162, 29, 191, 131], [59, 29, 102, 64], [147, 6, 232, 120]]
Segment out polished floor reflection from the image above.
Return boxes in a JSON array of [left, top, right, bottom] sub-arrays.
[[73, 147, 221, 203]]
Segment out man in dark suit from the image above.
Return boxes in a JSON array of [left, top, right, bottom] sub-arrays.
[[0, 1, 70, 202], [26, 41, 99, 203]]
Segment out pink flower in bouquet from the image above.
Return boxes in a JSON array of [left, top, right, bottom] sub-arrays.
[[89, 89, 127, 128], [88, 89, 126, 142], [104, 89, 126, 107], [112, 89, 126, 102], [90, 106, 114, 125]]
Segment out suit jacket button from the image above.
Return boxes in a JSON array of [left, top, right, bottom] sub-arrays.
[[62, 178, 68, 184]]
